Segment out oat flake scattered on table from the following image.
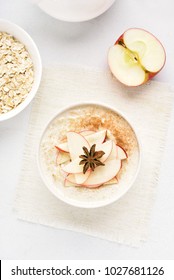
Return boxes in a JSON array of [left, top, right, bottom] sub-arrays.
[[0, 32, 34, 114]]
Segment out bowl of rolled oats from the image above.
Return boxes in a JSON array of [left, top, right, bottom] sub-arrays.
[[0, 19, 42, 121]]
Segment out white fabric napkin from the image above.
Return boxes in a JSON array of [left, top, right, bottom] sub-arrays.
[[14, 65, 174, 246]]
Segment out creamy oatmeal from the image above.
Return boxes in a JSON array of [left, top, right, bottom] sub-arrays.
[[39, 104, 140, 206]]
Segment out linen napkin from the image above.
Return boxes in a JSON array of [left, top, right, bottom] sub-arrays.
[[14, 65, 174, 246]]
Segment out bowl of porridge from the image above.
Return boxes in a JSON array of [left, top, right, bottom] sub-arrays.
[[0, 19, 42, 121], [38, 103, 141, 208]]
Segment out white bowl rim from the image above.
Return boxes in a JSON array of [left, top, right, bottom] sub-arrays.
[[0, 19, 42, 121], [37, 101, 142, 208]]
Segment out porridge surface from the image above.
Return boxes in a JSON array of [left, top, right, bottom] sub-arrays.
[[40, 105, 140, 203]]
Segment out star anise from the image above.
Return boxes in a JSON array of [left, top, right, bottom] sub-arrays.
[[79, 144, 105, 174]]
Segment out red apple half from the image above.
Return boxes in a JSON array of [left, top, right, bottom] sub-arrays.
[[108, 28, 166, 86]]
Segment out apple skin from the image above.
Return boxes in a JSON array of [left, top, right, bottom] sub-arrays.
[[55, 145, 69, 153], [65, 174, 115, 189], [65, 173, 101, 188], [115, 29, 166, 81], [109, 28, 166, 87], [64, 162, 122, 189], [116, 144, 128, 159]]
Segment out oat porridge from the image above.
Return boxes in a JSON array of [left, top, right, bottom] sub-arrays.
[[39, 104, 140, 207]]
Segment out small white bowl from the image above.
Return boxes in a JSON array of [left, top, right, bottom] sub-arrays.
[[38, 102, 141, 208], [0, 19, 42, 121]]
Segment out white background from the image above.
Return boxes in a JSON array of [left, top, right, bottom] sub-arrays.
[[0, 0, 174, 259]]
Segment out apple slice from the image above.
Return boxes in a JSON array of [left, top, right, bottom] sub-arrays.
[[55, 132, 93, 153], [66, 172, 91, 185], [55, 143, 69, 153], [80, 130, 95, 136], [66, 174, 102, 188], [64, 178, 76, 187], [83, 159, 121, 186], [75, 170, 91, 184], [86, 130, 106, 146], [66, 174, 81, 185], [82, 183, 103, 189], [62, 140, 113, 173], [67, 131, 90, 160], [65, 173, 118, 188], [56, 130, 106, 154], [56, 151, 70, 165], [106, 143, 128, 160], [96, 140, 113, 162], [59, 168, 68, 179], [116, 145, 128, 160], [61, 158, 83, 174], [108, 28, 166, 86], [106, 142, 117, 161], [106, 130, 116, 141], [104, 177, 118, 185], [65, 175, 117, 188]]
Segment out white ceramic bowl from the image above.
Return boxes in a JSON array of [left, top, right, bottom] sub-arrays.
[[38, 102, 141, 208], [36, 0, 116, 22], [0, 19, 42, 121]]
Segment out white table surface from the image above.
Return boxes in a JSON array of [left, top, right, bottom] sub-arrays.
[[0, 0, 174, 260]]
